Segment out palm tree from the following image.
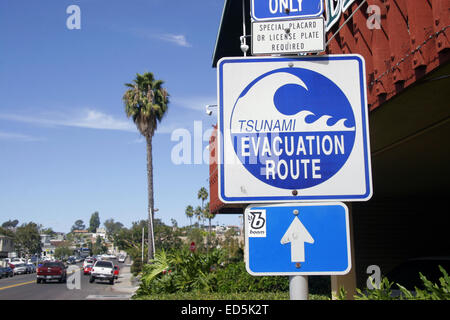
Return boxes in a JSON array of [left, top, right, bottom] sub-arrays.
[[194, 206, 203, 227], [203, 201, 215, 254], [197, 187, 208, 227], [123, 72, 169, 262], [197, 187, 208, 209], [185, 205, 194, 227]]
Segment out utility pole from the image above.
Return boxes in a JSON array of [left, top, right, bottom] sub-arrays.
[[141, 227, 144, 266]]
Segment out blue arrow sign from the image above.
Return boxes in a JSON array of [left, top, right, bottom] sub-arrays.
[[245, 202, 351, 275], [251, 0, 324, 21]]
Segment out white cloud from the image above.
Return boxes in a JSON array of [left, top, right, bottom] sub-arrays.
[[161, 34, 192, 47], [129, 28, 192, 48], [0, 131, 44, 142], [171, 95, 217, 112], [0, 109, 137, 132]]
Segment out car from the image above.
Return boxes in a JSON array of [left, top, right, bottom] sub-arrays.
[[26, 263, 36, 273], [0, 266, 14, 278], [113, 265, 120, 279], [12, 263, 28, 275], [118, 255, 126, 263], [89, 260, 115, 285], [36, 261, 67, 283], [83, 264, 93, 275], [83, 258, 96, 268], [10, 258, 26, 264], [67, 257, 77, 265]]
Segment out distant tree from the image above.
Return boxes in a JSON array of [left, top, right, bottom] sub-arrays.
[[103, 218, 124, 240], [92, 236, 107, 255], [197, 187, 208, 210], [14, 222, 41, 257], [194, 206, 203, 227], [71, 219, 85, 232], [203, 201, 215, 253], [40, 227, 56, 237], [54, 246, 72, 259], [0, 226, 14, 237], [185, 205, 194, 227], [2, 219, 19, 229], [89, 211, 101, 233]]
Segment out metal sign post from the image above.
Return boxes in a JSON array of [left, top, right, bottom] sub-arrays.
[[290, 275, 308, 300]]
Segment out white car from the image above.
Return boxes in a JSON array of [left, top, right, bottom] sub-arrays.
[[118, 255, 126, 263], [12, 263, 28, 275], [83, 258, 96, 268], [89, 260, 115, 285]]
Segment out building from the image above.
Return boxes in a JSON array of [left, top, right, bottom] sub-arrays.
[[209, 0, 449, 298], [0, 235, 14, 259]]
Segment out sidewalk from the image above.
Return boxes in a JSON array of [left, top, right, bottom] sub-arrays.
[[110, 261, 140, 299]]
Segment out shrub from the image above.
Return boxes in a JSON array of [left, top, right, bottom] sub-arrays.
[[355, 265, 450, 300], [134, 249, 291, 297]]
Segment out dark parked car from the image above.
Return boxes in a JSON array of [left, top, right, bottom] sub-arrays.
[[0, 266, 14, 278], [36, 261, 67, 283]]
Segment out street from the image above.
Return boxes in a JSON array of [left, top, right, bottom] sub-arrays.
[[0, 261, 135, 300]]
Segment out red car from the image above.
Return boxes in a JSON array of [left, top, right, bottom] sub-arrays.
[[84, 265, 93, 275], [113, 265, 119, 279], [36, 261, 67, 283]]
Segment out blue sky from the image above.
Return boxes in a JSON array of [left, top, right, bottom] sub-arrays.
[[0, 0, 242, 232]]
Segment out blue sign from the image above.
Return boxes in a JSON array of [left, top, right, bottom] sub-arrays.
[[245, 202, 351, 275], [218, 56, 372, 203], [251, 0, 324, 21]]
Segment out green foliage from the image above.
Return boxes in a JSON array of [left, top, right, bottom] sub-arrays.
[[71, 219, 85, 232], [54, 246, 72, 259], [2, 219, 19, 229], [134, 250, 289, 298], [103, 218, 124, 240], [14, 222, 41, 256], [88, 211, 100, 233], [215, 261, 288, 293], [397, 266, 450, 300], [355, 277, 397, 300], [136, 249, 224, 295], [332, 287, 348, 300], [355, 265, 450, 300]]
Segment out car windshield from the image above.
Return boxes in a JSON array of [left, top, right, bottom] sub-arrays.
[[95, 261, 112, 268], [15, 264, 25, 267]]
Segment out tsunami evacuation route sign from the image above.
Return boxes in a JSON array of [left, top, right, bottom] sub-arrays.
[[216, 55, 372, 203]]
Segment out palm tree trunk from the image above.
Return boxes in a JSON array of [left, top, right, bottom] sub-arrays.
[[146, 134, 155, 262]]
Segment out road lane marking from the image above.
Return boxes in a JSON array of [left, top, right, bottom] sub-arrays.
[[0, 280, 35, 291]]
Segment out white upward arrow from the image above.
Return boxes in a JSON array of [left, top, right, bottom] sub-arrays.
[[280, 215, 314, 262]]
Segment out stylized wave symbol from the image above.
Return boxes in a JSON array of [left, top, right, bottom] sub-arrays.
[[294, 110, 355, 132], [230, 71, 355, 133]]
